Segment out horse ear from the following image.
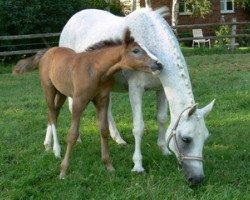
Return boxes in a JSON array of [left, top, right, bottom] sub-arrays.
[[124, 28, 134, 47], [188, 103, 198, 117], [200, 99, 215, 118]]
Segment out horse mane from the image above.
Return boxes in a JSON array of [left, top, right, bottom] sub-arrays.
[[85, 39, 123, 52]]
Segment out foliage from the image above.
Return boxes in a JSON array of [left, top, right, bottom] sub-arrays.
[[214, 25, 231, 46], [0, 0, 123, 35], [178, 32, 193, 47], [0, 54, 250, 199], [237, 24, 250, 46], [236, 0, 250, 13], [185, 0, 212, 17]]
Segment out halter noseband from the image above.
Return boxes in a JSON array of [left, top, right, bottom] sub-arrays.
[[166, 105, 204, 165]]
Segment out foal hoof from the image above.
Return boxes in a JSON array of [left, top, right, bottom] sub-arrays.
[[106, 165, 115, 172], [77, 135, 82, 143], [53, 146, 61, 159], [59, 171, 66, 179]]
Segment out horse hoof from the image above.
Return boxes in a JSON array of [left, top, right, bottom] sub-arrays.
[[44, 144, 52, 151], [131, 166, 145, 173], [115, 138, 127, 145], [116, 139, 127, 145]]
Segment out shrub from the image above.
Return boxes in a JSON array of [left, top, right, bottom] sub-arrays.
[[178, 32, 193, 47], [214, 25, 230, 46]]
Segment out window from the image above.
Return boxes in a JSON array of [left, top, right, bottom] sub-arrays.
[[179, 2, 192, 15], [220, 0, 234, 13]]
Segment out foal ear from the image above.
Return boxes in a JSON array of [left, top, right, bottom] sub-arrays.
[[124, 28, 134, 47]]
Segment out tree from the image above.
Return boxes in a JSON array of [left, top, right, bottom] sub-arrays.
[[145, 0, 152, 8], [0, 0, 123, 35], [236, 0, 250, 13], [171, 0, 212, 33]]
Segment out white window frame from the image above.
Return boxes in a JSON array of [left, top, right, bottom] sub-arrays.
[[179, 2, 192, 15], [220, 0, 235, 14]]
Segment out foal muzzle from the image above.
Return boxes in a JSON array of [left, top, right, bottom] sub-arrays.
[[151, 61, 163, 75]]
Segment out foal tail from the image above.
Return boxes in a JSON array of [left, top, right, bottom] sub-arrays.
[[12, 49, 48, 75]]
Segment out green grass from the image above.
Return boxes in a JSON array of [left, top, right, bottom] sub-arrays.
[[181, 46, 250, 57], [0, 53, 250, 199]]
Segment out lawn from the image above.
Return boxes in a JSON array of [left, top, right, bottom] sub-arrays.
[[0, 53, 249, 199]]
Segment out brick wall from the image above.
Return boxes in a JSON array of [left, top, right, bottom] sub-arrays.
[[139, 0, 250, 35]]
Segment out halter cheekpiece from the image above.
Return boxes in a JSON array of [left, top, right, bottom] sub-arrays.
[[166, 105, 204, 165]]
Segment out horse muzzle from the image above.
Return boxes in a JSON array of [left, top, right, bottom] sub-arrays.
[[181, 161, 205, 186], [187, 174, 204, 186]]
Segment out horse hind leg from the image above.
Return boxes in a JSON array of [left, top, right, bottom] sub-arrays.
[[43, 85, 61, 158], [156, 89, 170, 155], [108, 96, 127, 145]]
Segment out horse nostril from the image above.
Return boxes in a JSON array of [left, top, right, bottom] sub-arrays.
[[156, 61, 163, 71]]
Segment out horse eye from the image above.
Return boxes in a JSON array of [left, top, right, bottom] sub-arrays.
[[182, 137, 192, 144], [132, 48, 140, 54]]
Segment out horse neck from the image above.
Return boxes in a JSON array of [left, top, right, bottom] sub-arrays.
[[91, 46, 124, 79], [160, 68, 195, 120], [127, 9, 195, 119]]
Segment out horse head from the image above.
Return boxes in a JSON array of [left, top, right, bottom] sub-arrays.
[[121, 28, 163, 75], [166, 100, 215, 185]]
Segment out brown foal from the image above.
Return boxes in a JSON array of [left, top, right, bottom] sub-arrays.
[[39, 29, 163, 178]]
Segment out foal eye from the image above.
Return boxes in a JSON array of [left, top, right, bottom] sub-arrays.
[[132, 48, 140, 54], [182, 137, 192, 144]]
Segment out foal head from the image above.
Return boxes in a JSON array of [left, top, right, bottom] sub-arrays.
[[120, 29, 163, 75]]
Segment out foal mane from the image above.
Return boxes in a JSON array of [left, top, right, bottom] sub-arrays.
[[85, 39, 123, 52]]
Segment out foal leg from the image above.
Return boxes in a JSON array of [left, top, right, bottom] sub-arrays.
[[68, 97, 82, 143], [156, 89, 170, 155], [108, 95, 127, 145], [129, 84, 145, 172], [60, 97, 88, 179], [94, 95, 115, 171], [43, 87, 61, 158]]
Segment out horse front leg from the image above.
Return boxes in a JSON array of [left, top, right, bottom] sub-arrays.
[[68, 97, 82, 143], [60, 97, 88, 179], [94, 94, 115, 171], [129, 83, 145, 172], [108, 95, 127, 145], [156, 89, 170, 155]]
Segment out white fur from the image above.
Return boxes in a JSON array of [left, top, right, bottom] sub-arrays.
[[57, 8, 214, 177], [51, 124, 61, 158], [44, 124, 52, 151]]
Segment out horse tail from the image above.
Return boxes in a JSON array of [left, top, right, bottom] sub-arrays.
[[12, 49, 48, 75]]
